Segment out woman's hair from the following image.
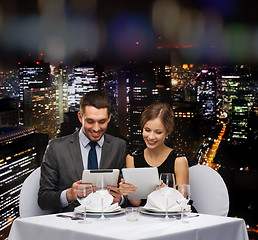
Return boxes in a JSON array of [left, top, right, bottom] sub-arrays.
[[140, 102, 175, 134], [80, 91, 111, 116]]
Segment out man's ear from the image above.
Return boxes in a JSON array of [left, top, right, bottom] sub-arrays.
[[78, 111, 83, 124]]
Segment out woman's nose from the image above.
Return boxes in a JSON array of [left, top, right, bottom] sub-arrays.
[[148, 132, 155, 139]]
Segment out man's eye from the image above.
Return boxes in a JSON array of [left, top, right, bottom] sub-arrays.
[[99, 121, 106, 124]]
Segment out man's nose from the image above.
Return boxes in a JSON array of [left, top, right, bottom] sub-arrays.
[[92, 123, 100, 131]]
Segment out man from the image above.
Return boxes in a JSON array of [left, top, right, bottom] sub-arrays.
[[38, 91, 127, 212]]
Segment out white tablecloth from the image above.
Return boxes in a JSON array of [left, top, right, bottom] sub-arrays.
[[8, 212, 248, 240]]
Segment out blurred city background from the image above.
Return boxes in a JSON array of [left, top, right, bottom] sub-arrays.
[[0, 0, 257, 239]]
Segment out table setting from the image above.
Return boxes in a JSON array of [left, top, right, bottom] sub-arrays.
[[8, 171, 249, 240], [71, 172, 193, 224]]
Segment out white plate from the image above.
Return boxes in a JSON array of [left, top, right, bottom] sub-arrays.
[[140, 208, 180, 216], [74, 204, 121, 214], [74, 208, 126, 216]]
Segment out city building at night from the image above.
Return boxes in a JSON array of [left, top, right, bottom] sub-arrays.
[[170, 64, 197, 103], [122, 63, 155, 151], [171, 102, 201, 163], [18, 60, 51, 126], [196, 68, 217, 122], [0, 126, 48, 239], [68, 63, 104, 112], [104, 70, 120, 131], [152, 65, 172, 103], [52, 64, 69, 130], [0, 99, 19, 126], [23, 87, 57, 139], [0, 71, 19, 99], [217, 66, 256, 144]]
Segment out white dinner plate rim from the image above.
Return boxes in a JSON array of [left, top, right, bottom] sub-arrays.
[[140, 208, 180, 215], [74, 208, 125, 215]]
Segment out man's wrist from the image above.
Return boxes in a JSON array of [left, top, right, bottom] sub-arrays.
[[66, 188, 75, 203]]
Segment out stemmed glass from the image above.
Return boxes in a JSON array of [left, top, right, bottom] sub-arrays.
[[159, 173, 176, 221], [97, 174, 110, 221], [176, 184, 191, 224], [76, 183, 93, 224]]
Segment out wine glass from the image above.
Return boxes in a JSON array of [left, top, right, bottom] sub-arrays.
[[76, 183, 93, 224], [159, 173, 176, 221], [96, 174, 110, 221], [175, 184, 191, 224]]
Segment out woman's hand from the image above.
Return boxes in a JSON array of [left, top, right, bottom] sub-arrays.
[[156, 180, 166, 190], [119, 178, 137, 196]]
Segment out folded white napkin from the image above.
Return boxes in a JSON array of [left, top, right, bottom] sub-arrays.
[[75, 190, 121, 212], [143, 187, 190, 212]]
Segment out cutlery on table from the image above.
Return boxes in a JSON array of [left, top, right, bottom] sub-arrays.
[[56, 214, 83, 220]]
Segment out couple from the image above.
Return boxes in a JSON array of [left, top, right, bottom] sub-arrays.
[[38, 91, 189, 212]]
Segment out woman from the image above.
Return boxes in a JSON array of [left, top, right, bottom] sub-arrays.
[[119, 102, 189, 206]]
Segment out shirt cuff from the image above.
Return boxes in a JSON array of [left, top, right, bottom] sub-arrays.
[[60, 189, 69, 208], [119, 195, 125, 206]]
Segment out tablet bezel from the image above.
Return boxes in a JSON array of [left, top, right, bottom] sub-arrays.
[[82, 169, 120, 189]]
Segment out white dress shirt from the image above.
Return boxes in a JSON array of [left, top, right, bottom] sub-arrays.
[[78, 128, 104, 169], [60, 128, 104, 207]]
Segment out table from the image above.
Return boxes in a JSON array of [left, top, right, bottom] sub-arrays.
[[8, 212, 249, 240]]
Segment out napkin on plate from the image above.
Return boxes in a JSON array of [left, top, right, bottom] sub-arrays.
[[143, 187, 190, 212], [74, 190, 121, 213]]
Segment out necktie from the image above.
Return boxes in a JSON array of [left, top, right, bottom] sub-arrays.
[[88, 141, 98, 170]]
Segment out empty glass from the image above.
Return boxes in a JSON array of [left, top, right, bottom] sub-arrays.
[[159, 173, 176, 221], [176, 184, 191, 224], [76, 183, 93, 224]]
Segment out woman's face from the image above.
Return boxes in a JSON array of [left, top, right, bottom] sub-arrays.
[[142, 117, 168, 149]]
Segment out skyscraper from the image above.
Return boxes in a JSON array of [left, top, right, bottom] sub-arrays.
[[0, 126, 48, 239], [18, 60, 51, 126], [152, 65, 172, 103], [23, 87, 57, 139], [196, 68, 217, 122], [123, 63, 155, 151], [53, 64, 68, 130], [217, 65, 256, 144], [68, 62, 104, 112]]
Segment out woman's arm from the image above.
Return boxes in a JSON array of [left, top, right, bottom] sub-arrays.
[[174, 156, 189, 185]]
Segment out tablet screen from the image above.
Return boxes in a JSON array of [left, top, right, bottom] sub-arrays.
[[122, 167, 159, 199]]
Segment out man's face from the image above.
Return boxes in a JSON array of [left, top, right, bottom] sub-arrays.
[[78, 106, 111, 141]]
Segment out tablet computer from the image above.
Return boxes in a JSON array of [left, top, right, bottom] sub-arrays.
[[82, 169, 120, 189], [122, 167, 159, 199]]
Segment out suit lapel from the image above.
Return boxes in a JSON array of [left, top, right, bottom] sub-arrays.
[[68, 131, 84, 179], [100, 134, 111, 169]]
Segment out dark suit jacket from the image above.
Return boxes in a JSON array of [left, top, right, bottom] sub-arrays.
[[38, 130, 127, 212]]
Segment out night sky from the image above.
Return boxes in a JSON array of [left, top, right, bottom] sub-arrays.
[[0, 0, 258, 70]]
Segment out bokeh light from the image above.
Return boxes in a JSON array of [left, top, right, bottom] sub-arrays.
[[108, 14, 154, 59], [152, 0, 258, 63]]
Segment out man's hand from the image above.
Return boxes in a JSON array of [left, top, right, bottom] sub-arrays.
[[107, 185, 122, 204], [66, 180, 82, 203]]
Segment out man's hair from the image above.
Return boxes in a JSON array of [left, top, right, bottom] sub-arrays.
[[80, 91, 111, 116], [140, 102, 175, 134]]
